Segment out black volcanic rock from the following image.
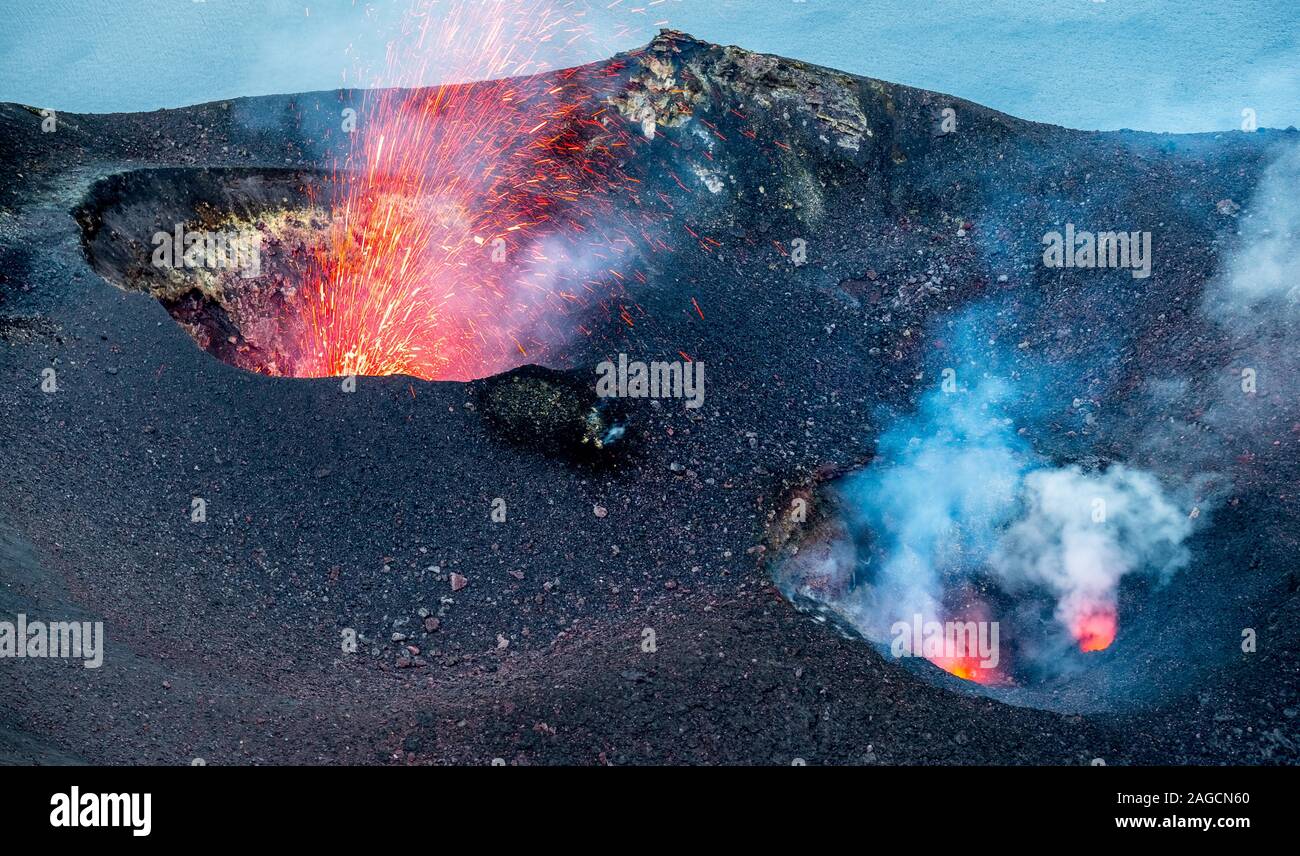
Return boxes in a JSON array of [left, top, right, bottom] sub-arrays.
[[476, 364, 628, 460], [0, 32, 1297, 764]]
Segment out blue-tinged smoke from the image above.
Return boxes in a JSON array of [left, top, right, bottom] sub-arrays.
[[841, 374, 1030, 633], [820, 306, 1196, 672]]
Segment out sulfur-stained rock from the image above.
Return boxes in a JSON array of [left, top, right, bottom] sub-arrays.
[[475, 364, 627, 460]]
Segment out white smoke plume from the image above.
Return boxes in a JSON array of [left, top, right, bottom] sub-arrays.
[[831, 369, 1196, 666], [1181, 142, 1300, 459], [991, 465, 1192, 647], [784, 147, 1300, 685], [1208, 144, 1300, 317]]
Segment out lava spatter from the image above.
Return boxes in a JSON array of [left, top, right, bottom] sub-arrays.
[[291, 0, 659, 382]]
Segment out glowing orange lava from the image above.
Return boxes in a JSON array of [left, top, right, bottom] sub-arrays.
[[293, 0, 658, 381], [1072, 605, 1118, 652], [919, 600, 1006, 685], [928, 654, 1002, 686]]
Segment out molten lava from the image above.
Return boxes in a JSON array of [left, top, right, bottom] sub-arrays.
[[910, 601, 1006, 685], [928, 654, 1002, 686], [1071, 605, 1118, 652], [292, 0, 658, 381]]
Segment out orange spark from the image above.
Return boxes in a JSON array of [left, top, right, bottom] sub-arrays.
[[287, 0, 668, 382]]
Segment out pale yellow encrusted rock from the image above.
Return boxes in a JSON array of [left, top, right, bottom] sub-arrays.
[[610, 31, 870, 151]]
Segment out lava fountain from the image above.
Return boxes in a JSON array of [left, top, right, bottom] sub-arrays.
[[292, 0, 659, 381]]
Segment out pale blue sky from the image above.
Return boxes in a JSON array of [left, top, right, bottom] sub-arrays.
[[0, 0, 1295, 131]]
